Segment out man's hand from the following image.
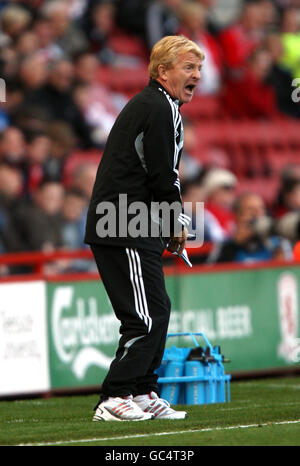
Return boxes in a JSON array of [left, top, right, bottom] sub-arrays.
[[167, 227, 188, 256]]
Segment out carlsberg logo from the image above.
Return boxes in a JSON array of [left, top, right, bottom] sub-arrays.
[[51, 287, 119, 379]]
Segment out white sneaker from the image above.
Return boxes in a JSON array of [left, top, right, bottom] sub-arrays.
[[134, 391, 187, 420], [93, 395, 154, 422]]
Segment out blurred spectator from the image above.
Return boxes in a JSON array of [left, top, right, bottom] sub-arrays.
[[276, 210, 300, 244], [115, 0, 183, 49], [259, 0, 279, 32], [208, 192, 292, 263], [179, 118, 202, 181], [3, 80, 24, 119], [116, 0, 183, 50], [9, 1, 47, 19], [43, 121, 76, 182], [23, 58, 95, 148], [0, 163, 24, 255], [18, 53, 49, 92], [11, 180, 64, 252], [73, 51, 126, 145], [68, 0, 88, 21], [273, 0, 300, 13], [32, 14, 64, 62], [279, 6, 300, 79], [272, 163, 300, 220], [0, 0, 299, 270], [15, 30, 40, 56], [0, 126, 26, 167], [10, 103, 51, 137], [0, 4, 32, 44], [70, 162, 98, 200], [193, 0, 220, 36], [0, 45, 19, 84], [115, 0, 150, 40], [73, 50, 126, 111], [273, 175, 300, 219], [61, 187, 88, 250], [83, 0, 117, 64], [59, 175, 96, 274], [179, 1, 223, 95], [202, 167, 237, 242], [21, 130, 50, 196], [221, 47, 281, 119], [73, 83, 117, 147], [40, 0, 88, 58], [181, 168, 206, 245], [219, 1, 265, 78], [145, 0, 184, 49], [264, 33, 300, 118]]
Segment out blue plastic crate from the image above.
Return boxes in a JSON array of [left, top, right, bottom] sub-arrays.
[[157, 332, 231, 405]]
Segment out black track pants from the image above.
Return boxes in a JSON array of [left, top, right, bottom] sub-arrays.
[[91, 244, 171, 398]]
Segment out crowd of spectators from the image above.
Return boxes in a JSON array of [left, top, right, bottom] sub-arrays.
[[1, 0, 300, 274]]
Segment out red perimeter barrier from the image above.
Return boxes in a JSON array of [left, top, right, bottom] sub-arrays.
[[0, 243, 213, 280], [1, 243, 297, 284]]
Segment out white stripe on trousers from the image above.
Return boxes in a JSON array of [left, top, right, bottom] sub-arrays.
[[125, 248, 152, 332]]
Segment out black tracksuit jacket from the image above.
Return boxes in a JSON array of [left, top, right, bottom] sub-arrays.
[[84, 79, 187, 253]]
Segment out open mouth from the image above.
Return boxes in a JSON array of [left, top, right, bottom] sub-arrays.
[[185, 84, 196, 94]]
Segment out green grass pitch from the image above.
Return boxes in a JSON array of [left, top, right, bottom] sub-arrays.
[[1, 376, 300, 446]]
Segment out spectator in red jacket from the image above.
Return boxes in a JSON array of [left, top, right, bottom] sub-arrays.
[[221, 47, 280, 119], [219, 1, 265, 78]]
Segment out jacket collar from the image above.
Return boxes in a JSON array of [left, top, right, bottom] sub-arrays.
[[149, 79, 181, 106]]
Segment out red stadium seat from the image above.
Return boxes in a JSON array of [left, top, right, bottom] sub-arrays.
[[236, 177, 280, 207], [181, 95, 223, 121], [97, 65, 148, 95], [108, 29, 148, 61], [193, 119, 300, 179]]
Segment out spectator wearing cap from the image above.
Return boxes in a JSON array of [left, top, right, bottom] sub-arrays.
[[202, 168, 237, 242]]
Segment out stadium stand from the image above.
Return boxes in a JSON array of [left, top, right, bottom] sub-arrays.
[[0, 0, 300, 274]]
